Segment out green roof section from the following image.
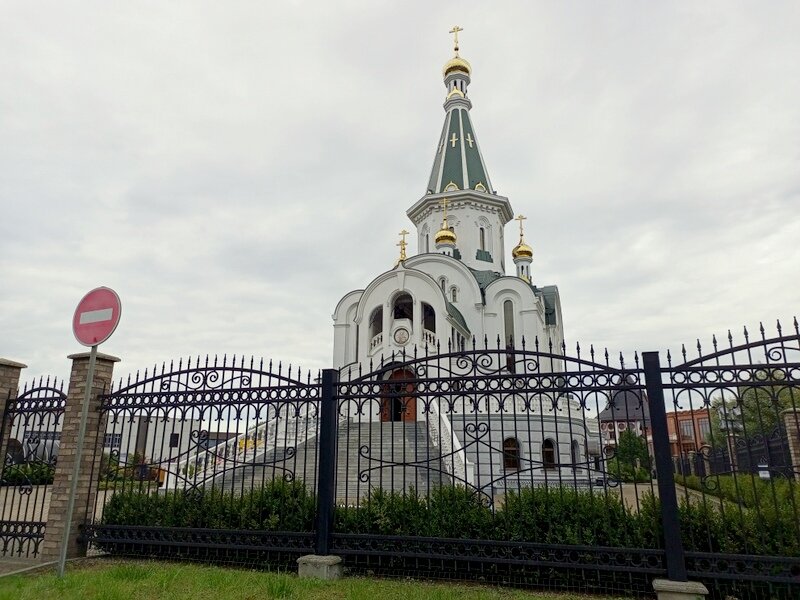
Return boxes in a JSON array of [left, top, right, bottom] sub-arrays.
[[538, 286, 559, 326], [426, 117, 449, 193], [446, 301, 470, 334], [468, 268, 503, 291], [461, 110, 489, 190], [440, 110, 464, 190], [426, 108, 494, 194]]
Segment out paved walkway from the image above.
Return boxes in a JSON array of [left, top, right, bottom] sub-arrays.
[[0, 557, 48, 577]]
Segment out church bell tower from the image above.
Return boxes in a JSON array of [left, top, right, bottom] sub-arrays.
[[406, 26, 514, 274]]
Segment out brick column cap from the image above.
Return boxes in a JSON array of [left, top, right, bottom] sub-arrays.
[[781, 408, 799, 416], [67, 352, 121, 362], [0, 358, 27, 368]]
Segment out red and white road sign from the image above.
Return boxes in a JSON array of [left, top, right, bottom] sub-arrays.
[[72, 287, 122, 347]]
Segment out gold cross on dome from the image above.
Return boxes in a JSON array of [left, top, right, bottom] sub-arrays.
[[515, 214, 527, 237], [450, 132, 458, 147], [466, 133, 474, 148], [396, 229, 410, 263], [439, 197, 450, 220], [449, 25, 463, 54]]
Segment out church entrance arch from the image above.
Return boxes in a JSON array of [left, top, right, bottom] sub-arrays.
[[380, 369, 417, 422]]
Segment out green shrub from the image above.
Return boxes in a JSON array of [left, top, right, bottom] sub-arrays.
[[334, 486, 492, 538], [498, 486, 649, 547], [606, 458, 651, 483], [102, 479, 315, 531], [99, 481, 799, 557], [676, 473, 800, 556], [1, 462, 55, 485]]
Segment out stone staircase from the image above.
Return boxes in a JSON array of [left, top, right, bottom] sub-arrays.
[[211, 421, 451, 500]]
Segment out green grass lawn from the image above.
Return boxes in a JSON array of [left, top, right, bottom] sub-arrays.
[[0, 559, 624, 600]]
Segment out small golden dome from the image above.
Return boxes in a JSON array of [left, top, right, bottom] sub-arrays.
[[435, 227, 457, 246], [512, 240, 533, 259], [443, 55, 472, 77]]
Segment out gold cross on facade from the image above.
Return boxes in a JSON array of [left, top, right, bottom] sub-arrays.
[[449, 25, 463, 55], [515, 214, 527, 238], [450, 132, 458, 147], [396, 229, 410, 263], [466, 133, 474, 148]]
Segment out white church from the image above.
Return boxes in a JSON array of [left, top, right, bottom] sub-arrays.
[[330, 30, 599, 494], [333, 33, 564, 370]]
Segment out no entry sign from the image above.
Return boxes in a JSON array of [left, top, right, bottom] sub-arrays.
[[72, 286, 122, 347]]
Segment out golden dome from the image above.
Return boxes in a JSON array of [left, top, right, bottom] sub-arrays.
[[512, 240, 533, 259], [443, 55, 472, 77], [435, 227, 457, 246]]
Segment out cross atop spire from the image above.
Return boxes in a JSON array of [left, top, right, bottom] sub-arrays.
[[396, 229, 410, 264], [440, 197, 450, 227], [449, 25, 463, 55]]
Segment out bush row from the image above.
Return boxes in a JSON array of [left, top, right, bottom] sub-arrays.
[[0, 462, 55, 486], [679, 473, 800, 512], [99, 480, 799, 557]]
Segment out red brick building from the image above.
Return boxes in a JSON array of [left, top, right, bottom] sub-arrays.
[[666, 408, 712, 457]]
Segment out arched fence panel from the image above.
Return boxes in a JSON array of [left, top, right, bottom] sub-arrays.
[[331, 343, 665, 596], [82, 355, 323, 563], [657, 321, 800, 595], [0, 379, 66, 558]]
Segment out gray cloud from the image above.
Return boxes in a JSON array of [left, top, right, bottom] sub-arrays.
[[2, 1, 799, 384]]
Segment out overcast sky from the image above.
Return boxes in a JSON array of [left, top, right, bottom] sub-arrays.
[[2, 1, 799, 386]]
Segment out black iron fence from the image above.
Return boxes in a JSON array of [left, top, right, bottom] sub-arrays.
[[0, 379, 66, 557], [82, 356, 322, 560], [20, 321, 794, 598]]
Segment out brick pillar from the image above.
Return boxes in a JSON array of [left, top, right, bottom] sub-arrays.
[[40, 352, 119, 560], [0, 358, 27, 462], [784, 409, 800, 482]]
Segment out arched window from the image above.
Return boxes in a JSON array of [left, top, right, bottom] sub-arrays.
[[503, 300, 514, 346], [479, 227, 486, 251], [439, 277, 446, 293], [571, 440, 581, 469], [369, 306, 383, 338], [542, 439, 556, 469], [422, 302, 435, 332], [393, 293, 413, 320], [503, 437, 521, 471], [425, 234, 430, 253], [450, 287, 458, 303]]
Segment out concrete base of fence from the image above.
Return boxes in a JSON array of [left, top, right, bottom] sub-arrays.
[[297, 555, 343, 580], [653, 579, 708, 600]]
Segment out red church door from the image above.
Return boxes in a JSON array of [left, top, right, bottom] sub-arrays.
[[380, 369, 416, 422]]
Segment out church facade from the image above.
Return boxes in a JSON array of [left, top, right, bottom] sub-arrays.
[[331, 32, 598, 492]]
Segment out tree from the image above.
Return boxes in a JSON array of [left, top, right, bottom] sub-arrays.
[[708, 368, 799, 444], [607, 429, 651, 482], [614, 429, 650, 469]]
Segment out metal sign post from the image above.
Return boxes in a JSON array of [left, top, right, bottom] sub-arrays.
[[57, 343, 97, 578], [58, 286, 121, 578]]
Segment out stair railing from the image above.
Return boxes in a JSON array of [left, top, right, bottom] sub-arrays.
[[425, 399, 474, 486], [167, 403, 321, 489]]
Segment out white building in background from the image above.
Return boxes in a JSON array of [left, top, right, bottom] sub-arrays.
[[331, 30, 601, 490]]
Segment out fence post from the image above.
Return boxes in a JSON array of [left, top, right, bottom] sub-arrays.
[[298, 368, 342, 579], [642, 352, 689, 583], [315, 368, 338, 555], [40, 352, 119, 562], [0, 359, 27, 464]]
